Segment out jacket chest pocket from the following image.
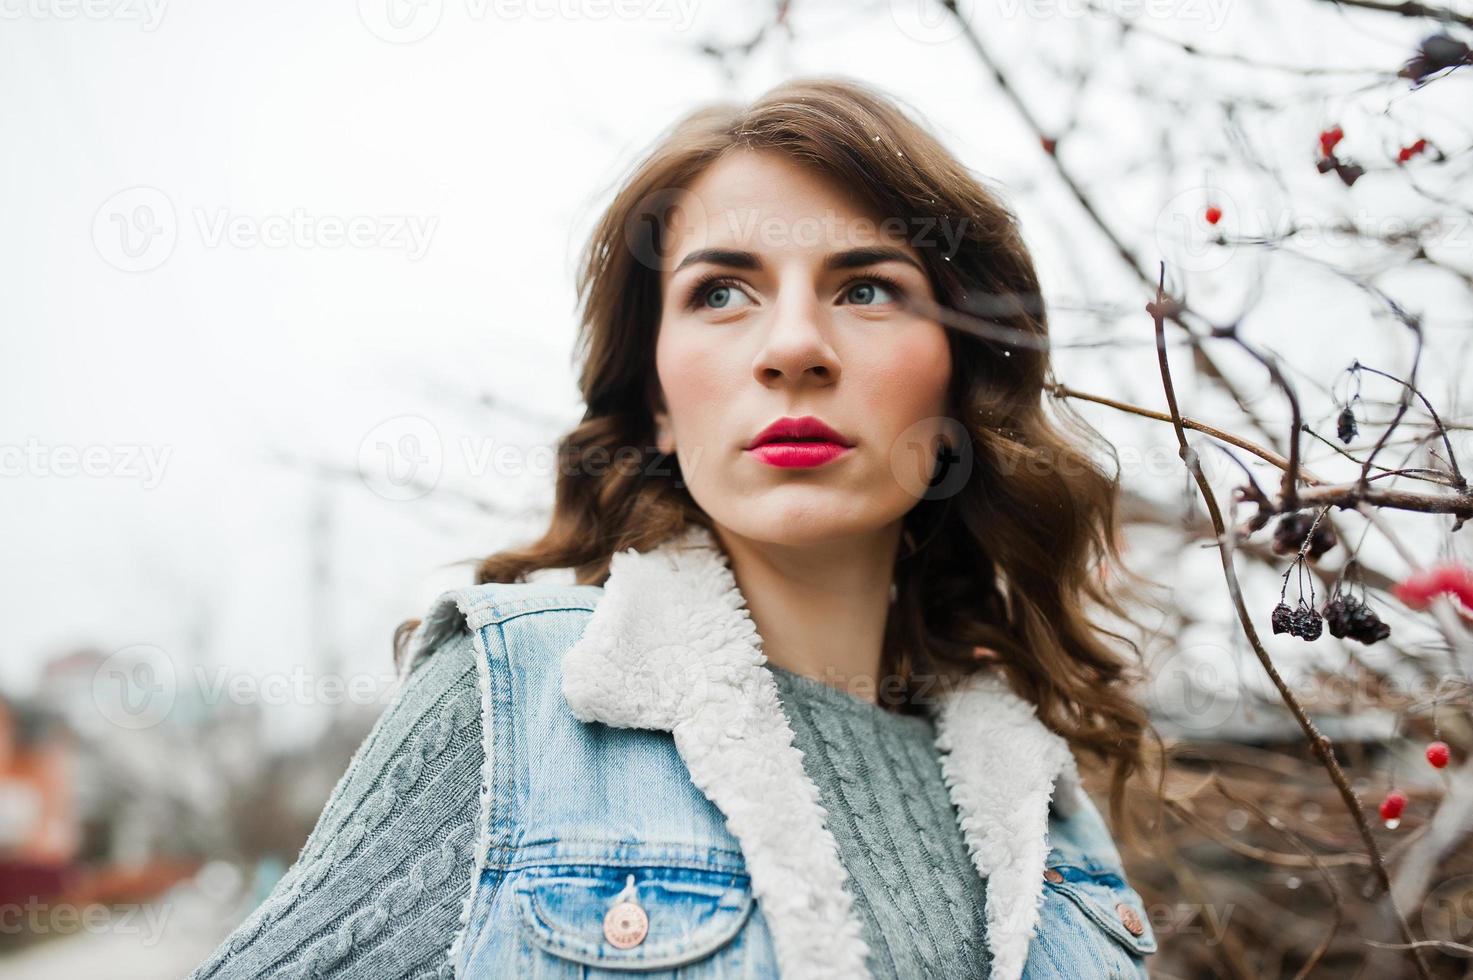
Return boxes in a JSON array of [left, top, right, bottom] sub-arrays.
[[511, 862, 764, 977], [1030, 860, 1157, 979]]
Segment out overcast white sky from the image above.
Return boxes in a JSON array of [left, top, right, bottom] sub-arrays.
[[3, 0, 1469, 734]]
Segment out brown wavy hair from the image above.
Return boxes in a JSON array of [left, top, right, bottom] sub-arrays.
[[395, 76, 1166, 846]]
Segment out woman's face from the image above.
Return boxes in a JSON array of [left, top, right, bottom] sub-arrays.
[[653, 149, 953, 547]]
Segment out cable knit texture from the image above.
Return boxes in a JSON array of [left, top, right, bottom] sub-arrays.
[[187, 631, 482, 980], [189, 637, 992, 978], [767, 663, 993, 980]]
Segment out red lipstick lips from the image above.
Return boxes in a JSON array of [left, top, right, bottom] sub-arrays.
[[745, 415, 855, 469]]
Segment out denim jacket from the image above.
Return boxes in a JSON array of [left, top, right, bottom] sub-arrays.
[[400, 524, 1157, 979]]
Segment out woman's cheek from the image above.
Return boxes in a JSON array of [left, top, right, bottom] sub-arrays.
[[657, 331, 738, 452], [870, 329, 952, 420]]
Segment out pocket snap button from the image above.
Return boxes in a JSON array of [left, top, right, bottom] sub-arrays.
[[603, 874, 649, 949], [1115, 902, 1144, 936], [1043, 868, 1064, 883], [603, 901, 648, 948]]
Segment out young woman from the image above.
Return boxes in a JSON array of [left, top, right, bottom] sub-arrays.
[[190, 76, 1164, 980]]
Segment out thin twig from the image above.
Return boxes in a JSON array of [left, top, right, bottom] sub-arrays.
[[1148, 262, 1433, 980]]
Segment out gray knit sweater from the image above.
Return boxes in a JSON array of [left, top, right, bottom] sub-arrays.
[[188, 635, 991, 979]]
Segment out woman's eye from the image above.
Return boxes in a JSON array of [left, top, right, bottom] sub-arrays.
[[842, 280, 896, 306], [701, 284, 752, 310]]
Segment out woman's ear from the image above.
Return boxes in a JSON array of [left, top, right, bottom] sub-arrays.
[[647, 379, 675, 456], [653, 409, 675, 456]]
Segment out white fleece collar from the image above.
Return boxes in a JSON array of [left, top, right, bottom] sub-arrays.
[[560, 523, 1084, 980]]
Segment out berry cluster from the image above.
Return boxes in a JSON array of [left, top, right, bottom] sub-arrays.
[[1271, 600, 1323, 640], [1315, 124, 1365, 187], [1378, 742, 1455, 829], [1399, 32, 1472, 87], [1272, 512, 1337, 561], [1323, 594, 1391, 644]]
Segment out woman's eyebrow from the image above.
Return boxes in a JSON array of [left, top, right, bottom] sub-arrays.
[[672, 248, 760, 274], [822, 246, 925, 275], [670, 246, 924, 276]]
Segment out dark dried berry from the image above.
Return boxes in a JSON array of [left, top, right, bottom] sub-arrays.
[[1334, 161, 1366, 187], [1347, 603, 1391, 645], [1290, 604, 1324, 640], [1273, 513, 1310, 554], [1358, 619, 1391, 644], [1316, 156, 1337, 174], [1271, 602, 1293, 635], [1337, 406, 1358, 444], [1273, 513, 1338, 560], [1324, 595, 1356, 638], [1400, 33, 1473, 87], [1321, 594, 1391, 644]]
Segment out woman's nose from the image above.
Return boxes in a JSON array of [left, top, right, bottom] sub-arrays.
[[751, 290, 840, 386]]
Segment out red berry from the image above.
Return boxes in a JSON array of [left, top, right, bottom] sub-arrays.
[[1379, 790, 1407, 820], [1427, 741, 1450, 768], [1319, 125, 1344, 156], [1433, 564, 1473, 608], [1204, 205, 1223, 225], [1040, 136, 1057, 155], [1397, 139, 1429, 163], [1394, 563, 1473, 612]]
